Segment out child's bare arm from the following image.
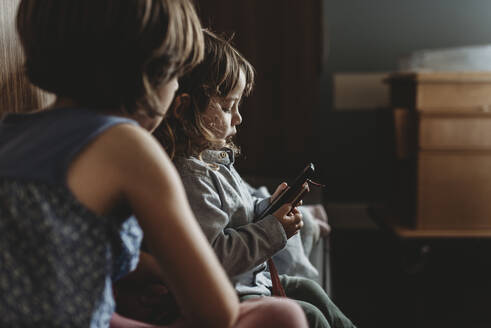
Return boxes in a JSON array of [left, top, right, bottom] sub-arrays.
[[73, 124, 239, 328]]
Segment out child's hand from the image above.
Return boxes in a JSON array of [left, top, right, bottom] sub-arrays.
[[273, 204, 303, 239], [270, 182, 288, 203]]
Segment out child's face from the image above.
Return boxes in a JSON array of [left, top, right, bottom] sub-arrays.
[[158, 77, 179, 119], [135, 78, 179, 132], [203, 70, 245, 147]]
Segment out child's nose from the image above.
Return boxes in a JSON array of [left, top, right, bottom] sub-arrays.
[[232, 111, 242, 126]]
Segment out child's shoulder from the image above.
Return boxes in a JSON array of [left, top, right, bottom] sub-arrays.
[[173, 155, 216, 179]]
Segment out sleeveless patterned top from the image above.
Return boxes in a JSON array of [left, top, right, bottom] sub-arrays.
[[0, 107, 143, 327]]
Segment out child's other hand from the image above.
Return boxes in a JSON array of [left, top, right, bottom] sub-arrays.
[[303, 204, 331, 237], [270, 182, 288, 203], [273, 204, 303, 239]]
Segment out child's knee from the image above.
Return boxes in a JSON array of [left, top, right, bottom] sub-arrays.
[[239, 297, 308, 328], [298, 276, 323, 290], [286, 275, 327, 298], [297, 300, 331, 328], [267, 297, 307, 326]]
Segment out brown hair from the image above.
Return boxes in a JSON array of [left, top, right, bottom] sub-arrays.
[[16, 0, 204, 117], [154, 29, 255, 159]]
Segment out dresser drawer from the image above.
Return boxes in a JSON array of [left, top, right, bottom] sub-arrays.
[[388, 72, 491, 110], [417, 151, 491, 229], [417, 81, 491, 110], [419, 113, 491, 150]]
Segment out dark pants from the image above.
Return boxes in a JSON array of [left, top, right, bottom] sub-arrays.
[[240, 275, 356, 328]]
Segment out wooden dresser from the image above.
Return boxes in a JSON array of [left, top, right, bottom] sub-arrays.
[[387, 72, 491, 233]]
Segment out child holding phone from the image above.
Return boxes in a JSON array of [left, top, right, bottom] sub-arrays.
[[0, 1, 308, 327], [155, 30, 356, 328]]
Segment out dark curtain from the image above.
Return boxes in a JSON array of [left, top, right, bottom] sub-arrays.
[[195, 0, 323, 177]]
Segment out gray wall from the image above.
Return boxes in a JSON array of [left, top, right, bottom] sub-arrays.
[[324, 0, 491, 72], [319, 0, 491, 202]]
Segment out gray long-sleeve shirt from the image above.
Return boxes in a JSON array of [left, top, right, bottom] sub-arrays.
[[174, 149, 287, 296]]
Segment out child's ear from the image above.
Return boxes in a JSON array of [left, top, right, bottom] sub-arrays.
[[173, 93, 191, 119]]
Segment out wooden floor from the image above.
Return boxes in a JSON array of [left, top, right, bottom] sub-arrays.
[[330, 229, 491, 328]]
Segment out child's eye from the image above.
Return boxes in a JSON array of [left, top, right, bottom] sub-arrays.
[[220, 102, 234, 113]]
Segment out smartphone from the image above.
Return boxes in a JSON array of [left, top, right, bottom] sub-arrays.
[[258, 163, 316, 219]]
